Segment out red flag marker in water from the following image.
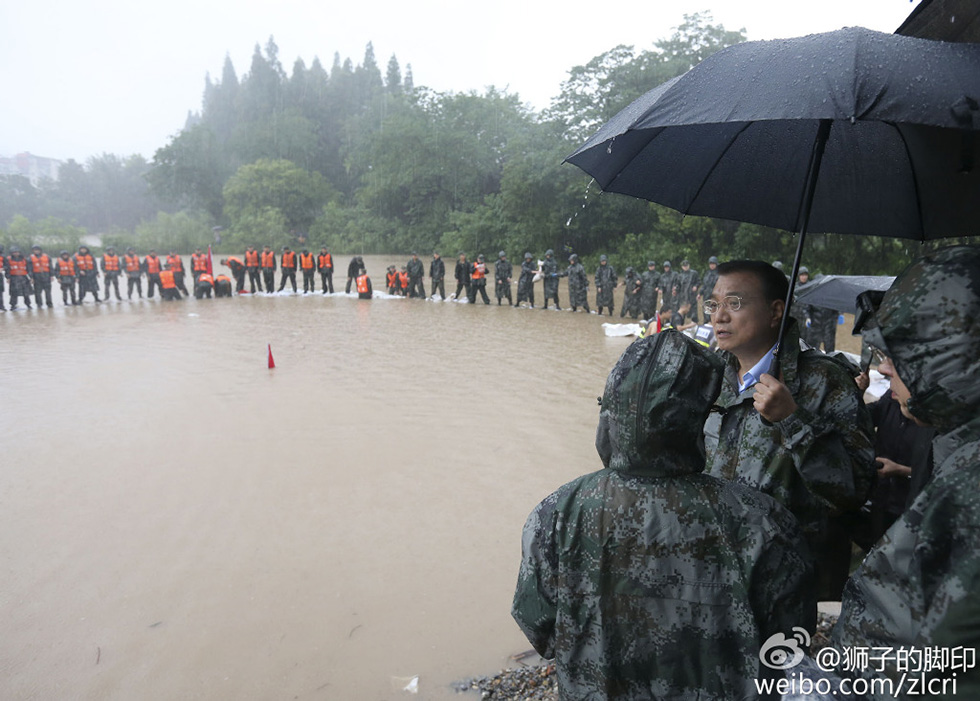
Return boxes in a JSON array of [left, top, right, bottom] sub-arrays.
[[267, 343, 276, 369], [206, 244, 214, 277]]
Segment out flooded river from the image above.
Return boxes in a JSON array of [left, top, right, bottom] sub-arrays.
[[0, 254, 634, 700]]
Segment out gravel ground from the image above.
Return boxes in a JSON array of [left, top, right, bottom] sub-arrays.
[[456, 611, 839, 700]]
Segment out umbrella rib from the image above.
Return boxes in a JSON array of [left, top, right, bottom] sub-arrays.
[[684, 122, 753, 213], [890, 123, 927, 238]]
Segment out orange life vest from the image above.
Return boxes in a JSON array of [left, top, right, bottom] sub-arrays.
[[75, 253, 95, 272], [318, 252, 332, 269], [7, 258, 28, 276], [398, 271, 409, 287], [356, 274, 370, 294], [166, 254, 183, 271], [198, 273, 214, 285], [215, 274, 232, 284], [281, 250, 297, 268], [102, 254, 120, 272], [145, 256, 161, 274], [191, 253, 209, 272], [58, 258, 76, 276], [386, 271, 398, 287], [226, 256, 243, 268], [30, 253, 51, 273], [471, 262, 487, 280], [124, 254, 141, 272], [261, 251, 275, 268], [244, 250, 259, 267], [299, 252, 315, 270], [160, 270, 176, 289]]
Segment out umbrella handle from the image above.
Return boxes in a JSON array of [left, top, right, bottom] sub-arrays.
[[773, 119, 832, 375]]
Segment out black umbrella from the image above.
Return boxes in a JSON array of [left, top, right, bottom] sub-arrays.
[[566, 26, 980, 369], [794, 274, 895, 314]]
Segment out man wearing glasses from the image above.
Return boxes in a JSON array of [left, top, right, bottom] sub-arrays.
[[703, 260, 875, 604]]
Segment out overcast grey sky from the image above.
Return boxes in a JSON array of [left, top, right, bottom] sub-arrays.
[[0, 0, 920, 163]]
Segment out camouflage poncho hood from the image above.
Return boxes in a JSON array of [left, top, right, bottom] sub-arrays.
[[596, 330, 725, 477], [863, 245, 980, 434]]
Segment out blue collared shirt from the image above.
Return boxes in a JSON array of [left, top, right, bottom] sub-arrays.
[[738, 344, 778, 394]]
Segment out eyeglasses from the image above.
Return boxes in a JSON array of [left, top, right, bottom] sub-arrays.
[[704, 295, 751, 315]]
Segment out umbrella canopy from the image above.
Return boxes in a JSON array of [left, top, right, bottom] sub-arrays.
[[794, 274, 895, 313], [567, 27, 980, 240], [566, 27, 980, 364]]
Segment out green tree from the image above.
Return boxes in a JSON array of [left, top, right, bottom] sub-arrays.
[[223, 158, 335, 245]]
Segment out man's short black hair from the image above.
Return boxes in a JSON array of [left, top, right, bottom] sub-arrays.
[[715, 260, 789, 303]]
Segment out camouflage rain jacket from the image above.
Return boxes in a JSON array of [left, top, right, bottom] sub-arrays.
[[704, 320, 876, 600], [565, 261, 589, 307], [833, 246, 980, 694], [513, 331, 814, 700]]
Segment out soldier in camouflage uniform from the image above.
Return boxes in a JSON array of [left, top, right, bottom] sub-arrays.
[[700, 255, 720, 321], [703, 260, 875, 602], [675, 259, 700, 322], [832, 246, 980, 693], [494, 251, 513, 306], [513, 330, 814, 700], [516, 252, 536, 308], [594, 254, 616, 315], [619, 266, 642, 318], [541, 249, 561, 310], [658, 260, 677, 314], [639, 260, 660, 320], [563, 254, 590, 313]]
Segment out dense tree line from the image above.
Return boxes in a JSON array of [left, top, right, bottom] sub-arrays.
[[0, 15, 924, 274]]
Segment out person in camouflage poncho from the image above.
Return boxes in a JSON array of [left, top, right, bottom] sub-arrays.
[[513, 330, 814, 700], [517, 252, 537, 308], [658, 260, 677, 313], [619, 266, 642, 318], [541, 249, 561, 310], [831, 246, 980, 696], [703, 261, 875, 602], [563, 254, 590, 312], [640, 261, 660, 320], [594, 255, 617, 315]]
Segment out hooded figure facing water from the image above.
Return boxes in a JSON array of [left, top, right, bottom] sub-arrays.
[[512, 330, 814, 700]]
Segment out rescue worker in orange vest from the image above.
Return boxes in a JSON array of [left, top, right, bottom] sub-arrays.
[[278, 246, 298, 293], [144, 250, 163, 299], [5, 247, 33, 309], [220, 257, 246, 293], [260, 245, 276, 293], [101, 246, 123, 301], [386, 266, 399, 295], [299, 248, 316, 294], [56, 250, 78, 306], [30, 245, 54, 308], [190, 247, 210, 283], [194, 272, 215, 299], [124, 247, 143, 299], [0, 245, 6, 311], [317, 246, 334, 294], [356, 267, 372, 299], [244, 246, 261, 293], [159, 269, 182, 301], [214, 274, 233, 297], [398, 267, 410, 296], [468, 254, 491, 305], [166, 251, 188, 296], [74, 245, 101, 304]]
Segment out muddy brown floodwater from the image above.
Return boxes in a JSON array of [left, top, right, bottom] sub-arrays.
[[0, 255, 633, 700], [0, 254, 861, 699]]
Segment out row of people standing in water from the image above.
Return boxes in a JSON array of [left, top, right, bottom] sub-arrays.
[[0, 243, 209, 309], [3, 243, 724, 321], [377, 250, 721, 322]]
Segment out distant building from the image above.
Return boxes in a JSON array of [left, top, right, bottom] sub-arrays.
[[0, 152, 62, 185]]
